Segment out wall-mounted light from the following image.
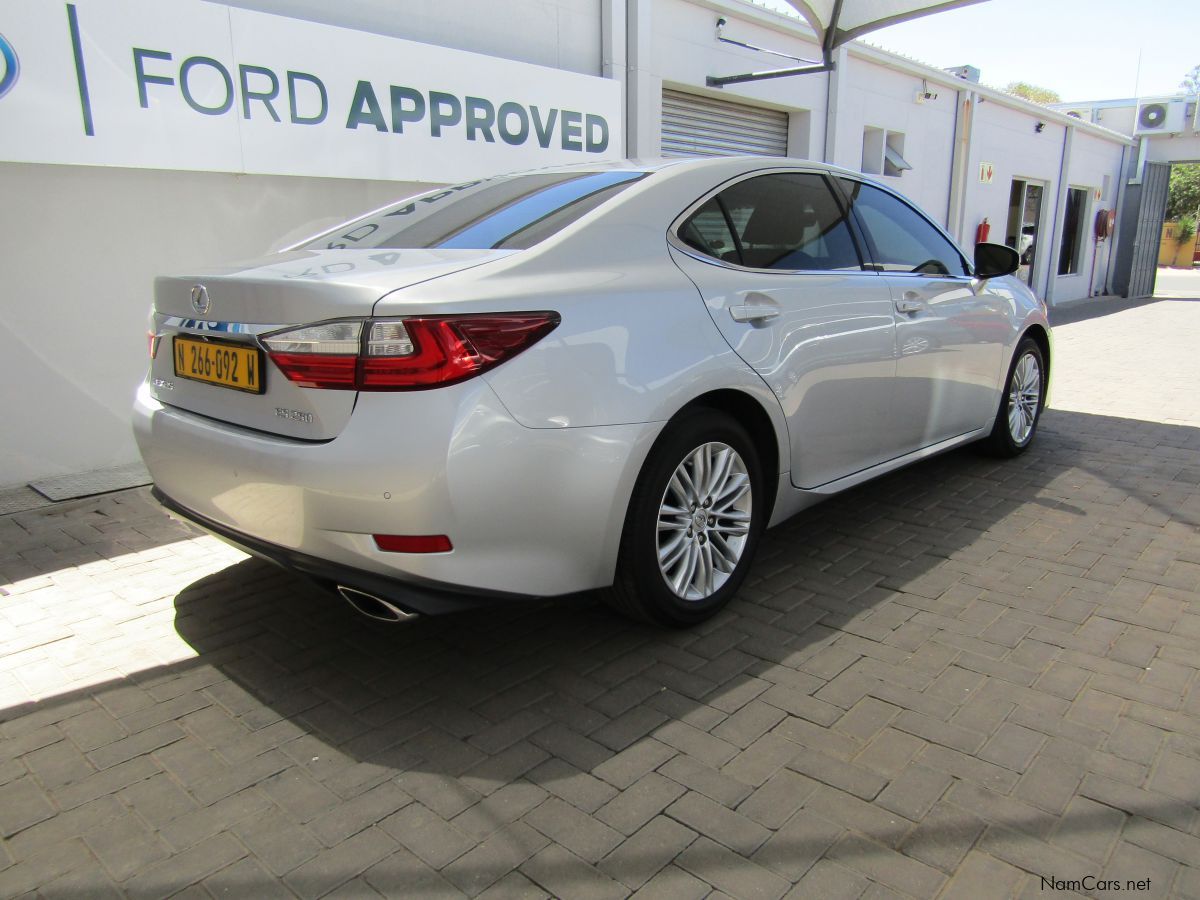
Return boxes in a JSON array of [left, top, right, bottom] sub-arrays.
[[1035, 122, 1046, 133]]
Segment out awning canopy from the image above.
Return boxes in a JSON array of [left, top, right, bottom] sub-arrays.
[[708, 0, 990, 87], [785, 0, 989, 51]]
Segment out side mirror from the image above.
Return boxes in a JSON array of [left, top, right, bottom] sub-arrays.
[[973, 242, 1020, 279]]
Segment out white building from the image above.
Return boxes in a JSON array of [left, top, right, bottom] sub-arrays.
[[0, 0, 1132, 486], [1050, 93, 1200, 294], [1052, 94, 1200, 163]]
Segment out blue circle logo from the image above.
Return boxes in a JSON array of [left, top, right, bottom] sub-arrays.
[[0, 33, 20, 100]]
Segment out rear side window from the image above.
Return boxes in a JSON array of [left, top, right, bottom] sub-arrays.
[[678, 198, 738, 262], [303, 171, 646, 251], [839, 180, 969, 276], [678, 173, 862, 271]]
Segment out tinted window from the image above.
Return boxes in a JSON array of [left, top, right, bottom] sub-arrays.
[[679, 173, 862, 271], [302, 171, 646, 251], [678, 198, 738, 262], [840, 180, 968, 276]]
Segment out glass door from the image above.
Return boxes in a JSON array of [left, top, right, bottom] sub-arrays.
[[1005, 179, 1044, 288]]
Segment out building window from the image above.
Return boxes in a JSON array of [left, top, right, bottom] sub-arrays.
[[861, 128, 911, 177], [1058, 187, 1088, 275]]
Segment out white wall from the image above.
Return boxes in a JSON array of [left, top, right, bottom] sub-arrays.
[[1095, 105, 1137, 135], [1056, 132, 1125, 302], [648, 0, 828, 158], [962, 101, 1068, 300], [1146, 133, 1200, 163], [217, 0, 602, 76], [0, 163, 414, 485], [836, 57, 957, 225]]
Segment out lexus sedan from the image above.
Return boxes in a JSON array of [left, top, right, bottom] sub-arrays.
[[134, 157, 1048, 626]]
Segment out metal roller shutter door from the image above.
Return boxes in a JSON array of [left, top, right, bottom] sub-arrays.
[[661, 89, 789, 158]]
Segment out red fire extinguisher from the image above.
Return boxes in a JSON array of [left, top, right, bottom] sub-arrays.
[[975, 217, 991, 244]]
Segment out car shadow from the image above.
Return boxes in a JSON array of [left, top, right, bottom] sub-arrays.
[[167, 408, 1200, 785]]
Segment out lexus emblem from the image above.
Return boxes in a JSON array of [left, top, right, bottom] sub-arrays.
[[190, 284, 211, 316]]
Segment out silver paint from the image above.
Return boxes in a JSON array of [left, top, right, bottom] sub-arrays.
[[134, 157, 1050, 600]]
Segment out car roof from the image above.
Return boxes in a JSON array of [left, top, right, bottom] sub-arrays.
[[496, 155, 865, 181]]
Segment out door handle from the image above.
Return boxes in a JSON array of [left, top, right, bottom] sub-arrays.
[[729, 304, 780, 323], [895, 295, 925, 315]]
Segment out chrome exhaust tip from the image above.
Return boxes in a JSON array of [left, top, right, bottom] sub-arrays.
[[337, 586, 417, 622]]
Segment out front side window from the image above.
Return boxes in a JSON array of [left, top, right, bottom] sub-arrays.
[[839, 180, 969, 276], [678, 173, 862, 271], [302, 171, 646, 252]]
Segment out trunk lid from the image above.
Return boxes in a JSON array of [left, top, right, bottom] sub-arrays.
[[149, 248, 514, 439]]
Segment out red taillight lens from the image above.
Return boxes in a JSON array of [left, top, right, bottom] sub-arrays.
[[266, 353, 357, 389], [263, 313, 559, 391], [262, 321, 363, 389], [373, 534, 453, 553], [360, 314, 559, 389]]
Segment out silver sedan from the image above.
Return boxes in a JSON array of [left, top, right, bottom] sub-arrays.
[[133, 157, 1048, 626]]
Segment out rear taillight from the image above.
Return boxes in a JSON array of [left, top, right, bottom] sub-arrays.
[[262, 313, 559, 391], [147, 309, 160, 359]]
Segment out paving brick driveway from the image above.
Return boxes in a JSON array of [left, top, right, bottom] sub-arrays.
[[2, 296, 1199, 899]]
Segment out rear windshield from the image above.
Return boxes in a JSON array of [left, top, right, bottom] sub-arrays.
[[302, 171, 646, 252]]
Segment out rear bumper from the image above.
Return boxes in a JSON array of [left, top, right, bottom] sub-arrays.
[[133, 381, 660, 598], [153, 487, 527, 615]]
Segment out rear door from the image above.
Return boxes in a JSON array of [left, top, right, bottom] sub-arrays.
[[669, 170, 898, 490], [838, 178, 1005, 453]]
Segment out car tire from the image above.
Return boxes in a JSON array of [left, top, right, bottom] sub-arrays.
[[606, 408, 765, 627], [982, 336, 1046, 457]]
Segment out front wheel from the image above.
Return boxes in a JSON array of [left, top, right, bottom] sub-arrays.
[[605, 409, 765, 627], [982, 337, 1046, 457]]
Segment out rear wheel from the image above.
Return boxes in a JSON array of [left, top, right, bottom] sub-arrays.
[[982, 337, 1045, 457], [606, 409, 765, 626]]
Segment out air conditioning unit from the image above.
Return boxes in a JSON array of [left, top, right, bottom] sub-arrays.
[[1134, 100, 1187, 134]]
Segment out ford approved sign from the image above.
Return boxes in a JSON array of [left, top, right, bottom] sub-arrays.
[[0, 0, 622, 182]]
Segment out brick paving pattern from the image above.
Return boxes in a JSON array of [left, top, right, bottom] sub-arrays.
[[2, 295, 1199, 898]]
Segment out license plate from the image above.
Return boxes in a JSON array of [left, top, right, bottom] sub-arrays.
[[173, 336, 264, 393]]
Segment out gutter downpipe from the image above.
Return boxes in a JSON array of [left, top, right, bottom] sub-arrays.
[[601, 0, 628, 155], [1043, 122, 1074, 306], [1104, 142, 1131, 295], [948, 88, 975, 242], [624, 0, 653, 157]]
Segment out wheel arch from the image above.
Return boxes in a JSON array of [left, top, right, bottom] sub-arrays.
[[1020, 322, 1052, 404], [668, 388, 783, 524], [605, 387, 783, 623], [1021, 323, 1051, 374]]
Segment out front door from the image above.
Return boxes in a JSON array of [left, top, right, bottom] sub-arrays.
[[669, 171, 898, 490], [837, 179, 1005, 453]]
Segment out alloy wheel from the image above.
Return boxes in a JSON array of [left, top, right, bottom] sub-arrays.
[[656, 442, 753, 600], [1007, 351, 1041, 445]]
